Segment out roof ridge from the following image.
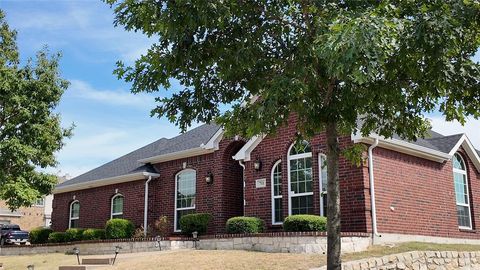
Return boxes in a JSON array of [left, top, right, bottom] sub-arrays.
[[65, 137, 168, 183], [425, 133, 464, 141]]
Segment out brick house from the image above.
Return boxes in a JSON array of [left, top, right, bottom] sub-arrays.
[[52, 120, 480, 243]]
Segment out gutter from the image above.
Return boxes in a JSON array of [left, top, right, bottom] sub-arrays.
[[238, 160, 246, 215], [368, 138, 380, 239], [54, 172, 159, 194], [144, 175, 153, 237]]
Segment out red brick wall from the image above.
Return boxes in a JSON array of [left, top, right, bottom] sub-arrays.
[[148, 139, 245, 234], [52, 180, 146, 231], [52, 139, 245, 235], [371, 146, 480, 239], [243, 117, 370, 232]]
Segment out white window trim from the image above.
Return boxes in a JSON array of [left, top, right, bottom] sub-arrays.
[[271, 160, 283, 225], [69, 200, 79, 229], [110, 194, 124, 219], [318, 153, 327, 217], [35, 197, 45, 207], [174, 169, 196, 232], [453, 154, 472, 230], [287, 141, 313, 216]]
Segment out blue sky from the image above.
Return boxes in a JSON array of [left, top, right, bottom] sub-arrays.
[[1, 1, 479, 178]]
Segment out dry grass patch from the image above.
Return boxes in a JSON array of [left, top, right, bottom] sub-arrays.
[[0, 250, 324, 270], [1, 242, 480, 270]]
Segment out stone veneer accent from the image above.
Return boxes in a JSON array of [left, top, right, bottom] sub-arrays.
[[313, 251, 480, 270]]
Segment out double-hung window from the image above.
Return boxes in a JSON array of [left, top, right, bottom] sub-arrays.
[[319, 154, 328, 217], [175, 169, 196, 231], [453, 153, 472, 229], [288, 140, 314, 215], [271, 160, 283, 224], [111, 194, 124, 219], [69, 201, 80, 229]]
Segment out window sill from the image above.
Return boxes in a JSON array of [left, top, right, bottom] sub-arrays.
[[459, 228, 476, 233]]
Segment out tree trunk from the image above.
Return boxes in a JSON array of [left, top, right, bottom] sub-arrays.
[[326, 121, 341, 270]]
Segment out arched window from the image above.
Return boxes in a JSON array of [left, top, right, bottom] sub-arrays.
[[453, 153, 472, 229], [69, 200, 80, 229], [175, 169, 196, 231], [288, 140, 313, 215], [319, 154, 328, 217], [271, 160, 283, 225], [111, 194, 124, 219]]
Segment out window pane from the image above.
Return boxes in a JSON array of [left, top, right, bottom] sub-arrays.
[[290, 157, 312, 195], [320, 155, 328, 192], [273, 163, 282, 196], [457, 205, 471, 228], [291, 195, 313, 215], [112, 214, 123, 219], [71, 202, 80, 218], [453, 154, 466, 170], [274, 198, 283, 223], [454, 173, 468, 204], [322, 194, 328, 217], [177, 171, 196, 209], [290, 141, 311, 156], [176, 209, 195, 230], [70, 219, 79, 228], [112, 196, 124, 214]]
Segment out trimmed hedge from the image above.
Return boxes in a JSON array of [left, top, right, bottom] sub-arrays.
[[29, 227, 53, 244], [283, 215, 327, 232], [179, 213, 212, 235], [82, 229, 106, 240], [48, 232, 68, 243], [105, 219, 135, 239], [65, 228, 85, 241], [226, 217, 264, 234]]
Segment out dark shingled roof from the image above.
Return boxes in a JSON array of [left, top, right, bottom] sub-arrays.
[[57, 124, 221, 188], [399, 133, 464, 154]]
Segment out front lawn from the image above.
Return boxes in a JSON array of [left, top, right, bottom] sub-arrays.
[[1, 242, 480, 270]]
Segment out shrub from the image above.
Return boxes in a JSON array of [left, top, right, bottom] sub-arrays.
[[179, 213, 212, 235], [226, 217, 264, 234], [283, 215, 327, 232], [29, 227, 53, 244], [65, 228, 85, 242], [105, 219, 135, 239], [82, 229, 106, 240], [154, 216, 169, 237], [48, 232, 68, 243]]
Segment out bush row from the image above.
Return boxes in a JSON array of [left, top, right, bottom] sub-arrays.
[[32, 214, 326, 244], [180, 213, 326, 234], [30, 218, 134, 244]]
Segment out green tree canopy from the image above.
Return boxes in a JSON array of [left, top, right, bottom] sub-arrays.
[[106, 1, 479, 269], [0, 10, 72, 209]]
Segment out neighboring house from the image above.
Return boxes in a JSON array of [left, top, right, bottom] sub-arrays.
[[51, 119, 480, 244], [0, 176, 68, 231]]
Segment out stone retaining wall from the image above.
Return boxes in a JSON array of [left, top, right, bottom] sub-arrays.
[[0, 234, 371, 256], [198, 236, 370, 254], [0, 240, 192, 256], [313, 251, 480, 270]]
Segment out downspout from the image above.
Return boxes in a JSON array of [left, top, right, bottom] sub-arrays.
[[144, 175, 153, 237], [368, 138, 380, 239], [238, 160, 246, 216]]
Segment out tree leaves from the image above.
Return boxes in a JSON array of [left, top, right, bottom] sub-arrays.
[[0, 10, 72, 210], [106, 0, 479, 148]]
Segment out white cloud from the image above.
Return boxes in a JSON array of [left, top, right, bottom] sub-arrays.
[[68, 79, 157, 108], [430, 117, 480, 150]]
